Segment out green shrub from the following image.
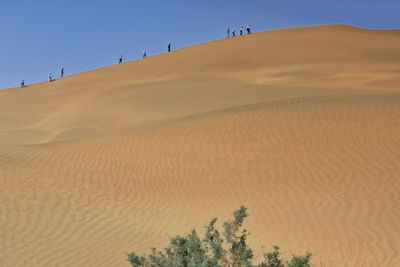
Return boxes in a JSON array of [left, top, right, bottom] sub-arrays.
[[127, 206, 312, 267]]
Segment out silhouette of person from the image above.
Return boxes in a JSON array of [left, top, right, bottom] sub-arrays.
[[168, 43, 171, 52], [61, 68, 64, 78], [143, 50, 147, 58], [232, 30, 236, 37], [118, 55, 123, 64], [48, 74, 54, 82], [240, 26, 243, 35], [227, 28, 230, 38], [20, 80, 25, 88], [247, 25, 251, 34]]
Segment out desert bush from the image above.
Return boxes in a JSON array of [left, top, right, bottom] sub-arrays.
[[127, 206, 312, 267]]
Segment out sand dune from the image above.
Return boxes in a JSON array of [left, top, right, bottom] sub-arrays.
[[0, 25, 400, 267]]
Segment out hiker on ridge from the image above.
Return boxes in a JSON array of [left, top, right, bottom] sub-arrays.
[[20, 80, 25, 88], [232, 29, 236, 37], [48, 74, 54, 82], [247, 25, 251, 34], [118, 55, 123, 64], [227, 28, 230, 38], [61, 68, 64, 78], [240, 26, 243, 35], [168, 43, 172, 52], [143, 50, 147, 58]]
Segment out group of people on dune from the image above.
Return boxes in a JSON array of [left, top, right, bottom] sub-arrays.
[[48, 68, 63, 82], [20, 26, 252, 88], [227, 25, 251, 38], [20, 68, 63, 88], [118, 42, 172, 65]]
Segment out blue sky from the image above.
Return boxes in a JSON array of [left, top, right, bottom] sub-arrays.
[[0, 0, 399, 89]]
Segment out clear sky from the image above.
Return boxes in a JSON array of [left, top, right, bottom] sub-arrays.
[[0, 0, 399, 89]]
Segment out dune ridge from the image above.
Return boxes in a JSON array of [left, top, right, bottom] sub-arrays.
[[1, 25, 400, 267]]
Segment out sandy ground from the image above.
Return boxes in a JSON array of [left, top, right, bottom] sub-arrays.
[[0, 25, 399, 267]]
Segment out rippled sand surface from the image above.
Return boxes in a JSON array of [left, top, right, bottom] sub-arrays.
[[1, 25, 399, 267]]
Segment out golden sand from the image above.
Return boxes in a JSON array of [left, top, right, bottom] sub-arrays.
[[1, 25, 399, 266]]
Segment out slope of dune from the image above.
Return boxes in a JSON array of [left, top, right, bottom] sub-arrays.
[[0, 24, 400, 267]]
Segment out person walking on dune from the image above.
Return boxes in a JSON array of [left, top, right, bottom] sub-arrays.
[[48, 74, 54, 82], [232, 29, 236, 37], [168, 43, 172, 53], [118, 55, 123, 64], [247, 25, 251, 34], [143, 50, 147, 59], [240, 26, 243, 35], [227, 28, 230, 38], [61, 68, 64, 78], [20, 80, 25, 88]]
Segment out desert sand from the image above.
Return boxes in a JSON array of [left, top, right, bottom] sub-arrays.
[[0, 24, 400, 266]]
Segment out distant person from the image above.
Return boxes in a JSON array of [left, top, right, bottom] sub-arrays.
[[227, 28, 230, 38], [168, 43, 171, 52], [61, 68, 64, 78], [48, 74, 54, 82], [247, 25, 251, 34], [143, 50, 147, 59], [118, 55, 123, 64], [240, 26, 243, 35], [232, 29, 236, 37], [20, 80, 25, 88]]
